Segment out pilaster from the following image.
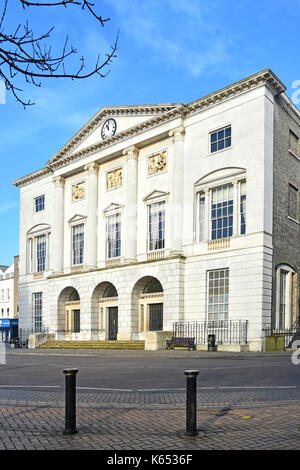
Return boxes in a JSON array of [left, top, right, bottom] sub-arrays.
[[52, 176, 65, 274], [84, 162, 99, 269], [122, 146, 139, 263], [169, 126, 185, 255]]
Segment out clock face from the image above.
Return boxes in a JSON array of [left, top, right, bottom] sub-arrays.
[[101, 118, 117, 140]]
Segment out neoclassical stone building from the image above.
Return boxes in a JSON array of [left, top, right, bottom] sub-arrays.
[[13, 69, 300, 351]]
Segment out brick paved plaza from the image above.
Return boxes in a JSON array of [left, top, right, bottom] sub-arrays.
[[0, 349, 300, 451], [0, 401, 300, 450]]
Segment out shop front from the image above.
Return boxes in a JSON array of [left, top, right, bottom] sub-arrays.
[[0, 319, 18, 343]]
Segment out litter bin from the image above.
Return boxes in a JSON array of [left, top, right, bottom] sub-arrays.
[[208, 334, 217, 352]]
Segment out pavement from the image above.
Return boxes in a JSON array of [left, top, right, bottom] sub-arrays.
[[0, 348, 300, 451]]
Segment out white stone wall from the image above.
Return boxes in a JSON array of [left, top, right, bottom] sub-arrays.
[[16, 81, 279, 351]]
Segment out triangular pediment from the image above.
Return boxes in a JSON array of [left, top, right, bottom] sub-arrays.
[[103, 203, 123, 213], [47, 103, 182, 168], [143, 190, 170, 202], [68, 214, 86, 224]]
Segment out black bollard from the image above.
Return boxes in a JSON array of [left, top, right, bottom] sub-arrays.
[[63, 368, 78, 435], [184, 370, 199, 436]]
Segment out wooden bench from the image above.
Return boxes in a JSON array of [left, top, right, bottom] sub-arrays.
[[166, 337, 196, 351]]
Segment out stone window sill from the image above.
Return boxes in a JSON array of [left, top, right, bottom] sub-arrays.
[[289, 149, 300, 161], [288, 216, 300, 225]]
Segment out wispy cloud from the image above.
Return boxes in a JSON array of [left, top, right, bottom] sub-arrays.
[[107, 0, 236, 76], [0, 200, 18, 214]]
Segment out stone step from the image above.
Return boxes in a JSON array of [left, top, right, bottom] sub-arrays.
[[39, 340, 145, 350]]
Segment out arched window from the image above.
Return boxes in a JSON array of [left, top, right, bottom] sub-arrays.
[[69, 289, 80, 301], [275, 264, 297, 329], [195, 168, 246, 242], [143, 278, 163, 294], [103, 284, 118, 298]]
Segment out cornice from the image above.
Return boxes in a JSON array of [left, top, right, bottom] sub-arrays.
[[12, 167, 52, 188], [186, 68, 286, 116], [13, 69, 287, 188]]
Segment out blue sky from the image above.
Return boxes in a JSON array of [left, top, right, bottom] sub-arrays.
[[0, 0, 300, 265]]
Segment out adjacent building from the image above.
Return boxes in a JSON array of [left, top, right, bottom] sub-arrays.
[[13, 69, 300, 351], [0, 257, 19, 342]]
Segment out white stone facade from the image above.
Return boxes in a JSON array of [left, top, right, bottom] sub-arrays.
[[13, 69, 299, 351]]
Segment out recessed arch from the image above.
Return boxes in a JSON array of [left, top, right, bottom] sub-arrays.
[[91, 282, 119, 340], [195, 167, 246, 187], [57, 286, 80, 334], [132, 276, 164, 334]]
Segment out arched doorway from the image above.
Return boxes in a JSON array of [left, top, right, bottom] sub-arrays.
[[132, 276, 164, 337], [57, 287, 80, 340], [91, 282, 118, 340]]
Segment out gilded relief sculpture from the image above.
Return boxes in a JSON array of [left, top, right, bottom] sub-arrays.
[[148, 151, 167, 176], [107, 167, 123, 190], [72, 181, 86, 201]]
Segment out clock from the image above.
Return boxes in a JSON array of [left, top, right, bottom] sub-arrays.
[[101, 118, 117, 140]]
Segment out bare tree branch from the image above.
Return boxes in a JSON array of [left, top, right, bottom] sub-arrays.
[[0, 0, 118, 107]]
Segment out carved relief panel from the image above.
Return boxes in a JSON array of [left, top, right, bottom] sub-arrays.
[[148, 151, 167, 176], [72, 181, 86, 202], [107, 167, 123, 190]]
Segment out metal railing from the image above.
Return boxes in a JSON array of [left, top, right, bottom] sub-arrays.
[[173, 320, 248, 345], [263, 317, 300, 348]]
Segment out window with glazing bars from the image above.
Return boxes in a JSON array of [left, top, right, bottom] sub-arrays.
[[33, 292, 42, 333], [106, 213, 121, 259], [289, 130, 299, 156], [240, 181, 246, 234], [289, 184, 298, 221], [207, 269, 229, 322], [279, 271, 287, 329], [34, 195, 45, 212], [36, 235, 46, 272], [211, 184, 233, 240], [148, 202, 165, 251], [210, 126, 231, 153], [197, 193, 205, 242], [72, 224, 84, 265]]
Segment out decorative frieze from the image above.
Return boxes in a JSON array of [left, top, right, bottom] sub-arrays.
[[107, 167, 123, 190], [148, 151, 167, 176], [72, 181, 86, 202]]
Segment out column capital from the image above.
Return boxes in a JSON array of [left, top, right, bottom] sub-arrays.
[[169, 126, 185, 142], [84, 162, 99, 174], [122, 145, 139, 160], [233, 179, 239, 187], [53, 176, 65, 188]]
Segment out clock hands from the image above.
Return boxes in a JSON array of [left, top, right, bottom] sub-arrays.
[[101, 119, 116, 140]]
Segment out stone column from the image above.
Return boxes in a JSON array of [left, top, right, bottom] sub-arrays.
[[52, 176, 65, 274], [122, 146, 138, 263], [169, 126, 185, 255], [84, 162, 99, 269]]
